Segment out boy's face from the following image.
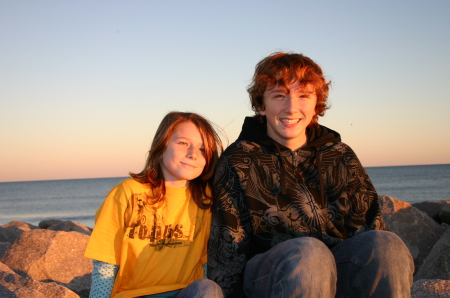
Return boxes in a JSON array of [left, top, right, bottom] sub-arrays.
[[259, 81, 317, 150]]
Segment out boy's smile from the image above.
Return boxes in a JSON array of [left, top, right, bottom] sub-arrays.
[[259, 81, 317, 150]]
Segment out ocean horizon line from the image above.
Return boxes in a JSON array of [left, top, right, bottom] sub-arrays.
[[1, 163, 449, 184], [1, 164, 448, 228]]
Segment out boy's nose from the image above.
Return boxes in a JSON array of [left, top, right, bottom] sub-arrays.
[[284, 95, 299, 112]]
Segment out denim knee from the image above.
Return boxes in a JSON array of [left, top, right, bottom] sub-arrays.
[[244, 237, 337, 298], [263, 237, 334, 271], [183, 279, 223, 297], [276, 237, 336, 282], [333, 230, 412, 264], [272, 237, 333, 260], [332, 230, 414, 298]]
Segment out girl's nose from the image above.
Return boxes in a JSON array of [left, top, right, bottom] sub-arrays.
[[187, 147, 196, 159]]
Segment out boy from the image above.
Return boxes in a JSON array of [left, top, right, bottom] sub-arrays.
[[208, 52, 413, 297]]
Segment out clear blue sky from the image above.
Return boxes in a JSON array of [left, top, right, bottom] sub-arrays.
[[1, 0, 449, 182]]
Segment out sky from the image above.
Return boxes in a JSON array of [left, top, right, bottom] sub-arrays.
[[1, 0, 449, 182]]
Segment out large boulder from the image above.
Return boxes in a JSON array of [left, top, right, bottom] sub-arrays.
[[412, 200, 450, 224], [0, 262, 79, 298], [0, 242, 12, 259], [440, 204, 450, 225], [0, 221, 39, 243], [414, 227, 450, 281], [39, 219, 64, 229], [379, 196, 447, 273], [45, 220, 92, 236], [0, 229, 92, 298], [411, 279, 450, 298]]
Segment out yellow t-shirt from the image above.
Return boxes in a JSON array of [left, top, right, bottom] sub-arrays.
[[84, 178, 211, 298]]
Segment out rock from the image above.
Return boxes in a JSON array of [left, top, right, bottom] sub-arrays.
[[0, 229, 92, 298], [46, 220, 91, 236], [379, 196, 447, 273], [411, 279, 450, 297], [0, 262, 79, 298], [439, 204, 450, 225], [0, 221, 39, 243], [414, 227, 450, 280], [0, 242, 11, 259], [413, 200, 450, 224], [39, 219, 64, 229]]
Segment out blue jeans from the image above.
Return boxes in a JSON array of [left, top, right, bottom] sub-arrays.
[[243, 230, 414, 298], [141, 279, 224, 298]]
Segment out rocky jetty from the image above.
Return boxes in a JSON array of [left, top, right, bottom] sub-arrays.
[[0, 220, 92, 297], [380, 196, 450, 297], [1, 197, 449, 297]]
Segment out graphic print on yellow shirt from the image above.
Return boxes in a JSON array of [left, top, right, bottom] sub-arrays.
[[125, 190, 197, 251]]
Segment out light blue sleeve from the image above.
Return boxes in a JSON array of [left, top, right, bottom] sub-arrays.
[[203, 263, 207, 278], [89, 260, 119, 298]]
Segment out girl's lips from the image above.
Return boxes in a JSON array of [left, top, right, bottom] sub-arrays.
[[181, 162, 196, 168]]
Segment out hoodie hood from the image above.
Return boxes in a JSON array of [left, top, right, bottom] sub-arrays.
[[237, 116, 341, 150]]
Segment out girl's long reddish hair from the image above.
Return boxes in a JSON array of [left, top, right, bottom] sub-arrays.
[[130, 111, 222, 209]]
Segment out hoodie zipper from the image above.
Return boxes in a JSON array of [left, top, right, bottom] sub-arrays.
[[292, 150, 306, 185]]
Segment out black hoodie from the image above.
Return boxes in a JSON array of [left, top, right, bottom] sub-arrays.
[[208, 117, 386, 297]]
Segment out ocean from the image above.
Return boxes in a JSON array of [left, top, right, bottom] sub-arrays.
[[1, 164, 449, 229]]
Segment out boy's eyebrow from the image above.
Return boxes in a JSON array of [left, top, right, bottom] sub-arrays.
[[294, 89, 315, 94], [292, 85, 316, 94], [267, 85, 316, 94], [266, 85, 288, 93]]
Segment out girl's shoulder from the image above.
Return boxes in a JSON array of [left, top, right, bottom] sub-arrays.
[[119, 177, 143, 187], [107, 178, 151, 197]]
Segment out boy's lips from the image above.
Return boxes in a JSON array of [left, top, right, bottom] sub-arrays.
[[280, 118, 301, 124]]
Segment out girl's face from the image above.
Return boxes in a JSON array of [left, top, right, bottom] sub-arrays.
[[161, 121, 206, 187]]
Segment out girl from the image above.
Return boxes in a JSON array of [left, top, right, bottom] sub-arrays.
[[85, 112, 223, 298]]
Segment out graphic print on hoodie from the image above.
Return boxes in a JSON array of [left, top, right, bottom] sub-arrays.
[[207, 116, 386, 297]]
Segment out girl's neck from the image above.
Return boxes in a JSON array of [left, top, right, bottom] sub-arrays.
[[164, 180, 189, 188]]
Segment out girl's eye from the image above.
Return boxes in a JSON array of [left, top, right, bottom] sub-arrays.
[[178, 142, 188, 146], [199, 148, 205, 152]]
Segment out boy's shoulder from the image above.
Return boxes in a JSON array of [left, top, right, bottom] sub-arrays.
[[223, 139, 264, 156]]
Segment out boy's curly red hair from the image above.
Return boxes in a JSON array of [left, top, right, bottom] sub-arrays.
[[247, 52, 331, 126]]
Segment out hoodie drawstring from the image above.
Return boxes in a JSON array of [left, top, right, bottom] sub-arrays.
[[274, 143, 287, 195], [314, 147, 328, 210]]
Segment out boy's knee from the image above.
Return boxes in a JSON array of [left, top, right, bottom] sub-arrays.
[[351, 230, 413, 272], [361, 230, 409, 252], [283, 237, 332, 257], [272, 237, 335, 269]]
